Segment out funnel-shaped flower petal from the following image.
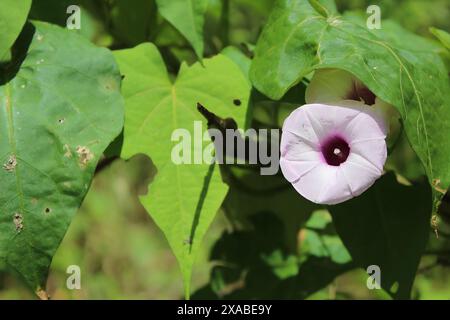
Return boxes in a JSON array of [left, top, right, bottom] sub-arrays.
[[306, 69, 377, 105], [306, 68, 401, 145], [280, 101, 387, 205]]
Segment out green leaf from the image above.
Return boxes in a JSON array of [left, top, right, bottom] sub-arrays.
[[0, 0, 31, 60], [307, 0, 332, 18], [156, 0, 208, 59], [110, 0, 157, 46], [193, 211, 354, 299], [428, 27, 450, 72], [429, 27, 450, 50], [301, 210, 352, 265], [212, 170, 354, 299], [342, 13, 442, 53], [250, 0, 450, 204], [113, 43, 251, 298], [329, 172, 432, 299], [0, 22, 124, 297], [223, 168, 319, 250], [28, 0, 109, 44], [371, 22, 442, 53], [221, 46, 251, 79]]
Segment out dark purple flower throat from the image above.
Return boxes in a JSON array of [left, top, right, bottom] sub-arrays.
[[321, 136, 350, 166]]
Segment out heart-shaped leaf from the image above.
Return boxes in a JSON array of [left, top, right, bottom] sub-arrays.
[[114, 43, 250, 297], [0, 21, 124, 298]]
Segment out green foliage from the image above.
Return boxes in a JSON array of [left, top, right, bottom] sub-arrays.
[[329, 172, 432, 299], [301, 210, 352, 265], [109, 0, 158, 46], [0, 0, 31, 60], [0, 0, 449, 301], [29, 0, 104, 43], [430, 27, 450, 50], [113, 43, 251, 297], [430, 27, 450, 71], [0, 21, 124, 295], [250, 0, 450, 208], [190, 169, 355, 299], [221, 46, 251, 78], [193, 209, 354, 299], [29, 0, 156, 46], [156, 0, 208, 59]]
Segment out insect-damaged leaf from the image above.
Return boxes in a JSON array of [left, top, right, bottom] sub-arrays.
[[250, 0, 450, 207], [114, 43, 251, 298], [0, 22, 124, 297]]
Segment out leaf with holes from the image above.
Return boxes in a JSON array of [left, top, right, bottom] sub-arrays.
[[250, 0, 450, 206], [0, 22, 124, 297], [156, 0, 208, 59], [114, 43, 251, 297], [0, 0, 31, 60]]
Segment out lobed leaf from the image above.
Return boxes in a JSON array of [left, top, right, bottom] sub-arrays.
[[114, 43, 251, 297]]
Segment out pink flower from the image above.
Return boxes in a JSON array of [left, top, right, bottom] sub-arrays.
[[306, 68, 379, 106], [280, 101, 387, 205], [306, 68, 400, 140]]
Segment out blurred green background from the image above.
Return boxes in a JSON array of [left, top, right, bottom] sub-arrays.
[[1, 0, 449, 299]]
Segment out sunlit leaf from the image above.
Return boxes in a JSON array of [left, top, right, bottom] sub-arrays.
[[0, 0, 31, 60], [114, 43, 251, 297]]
